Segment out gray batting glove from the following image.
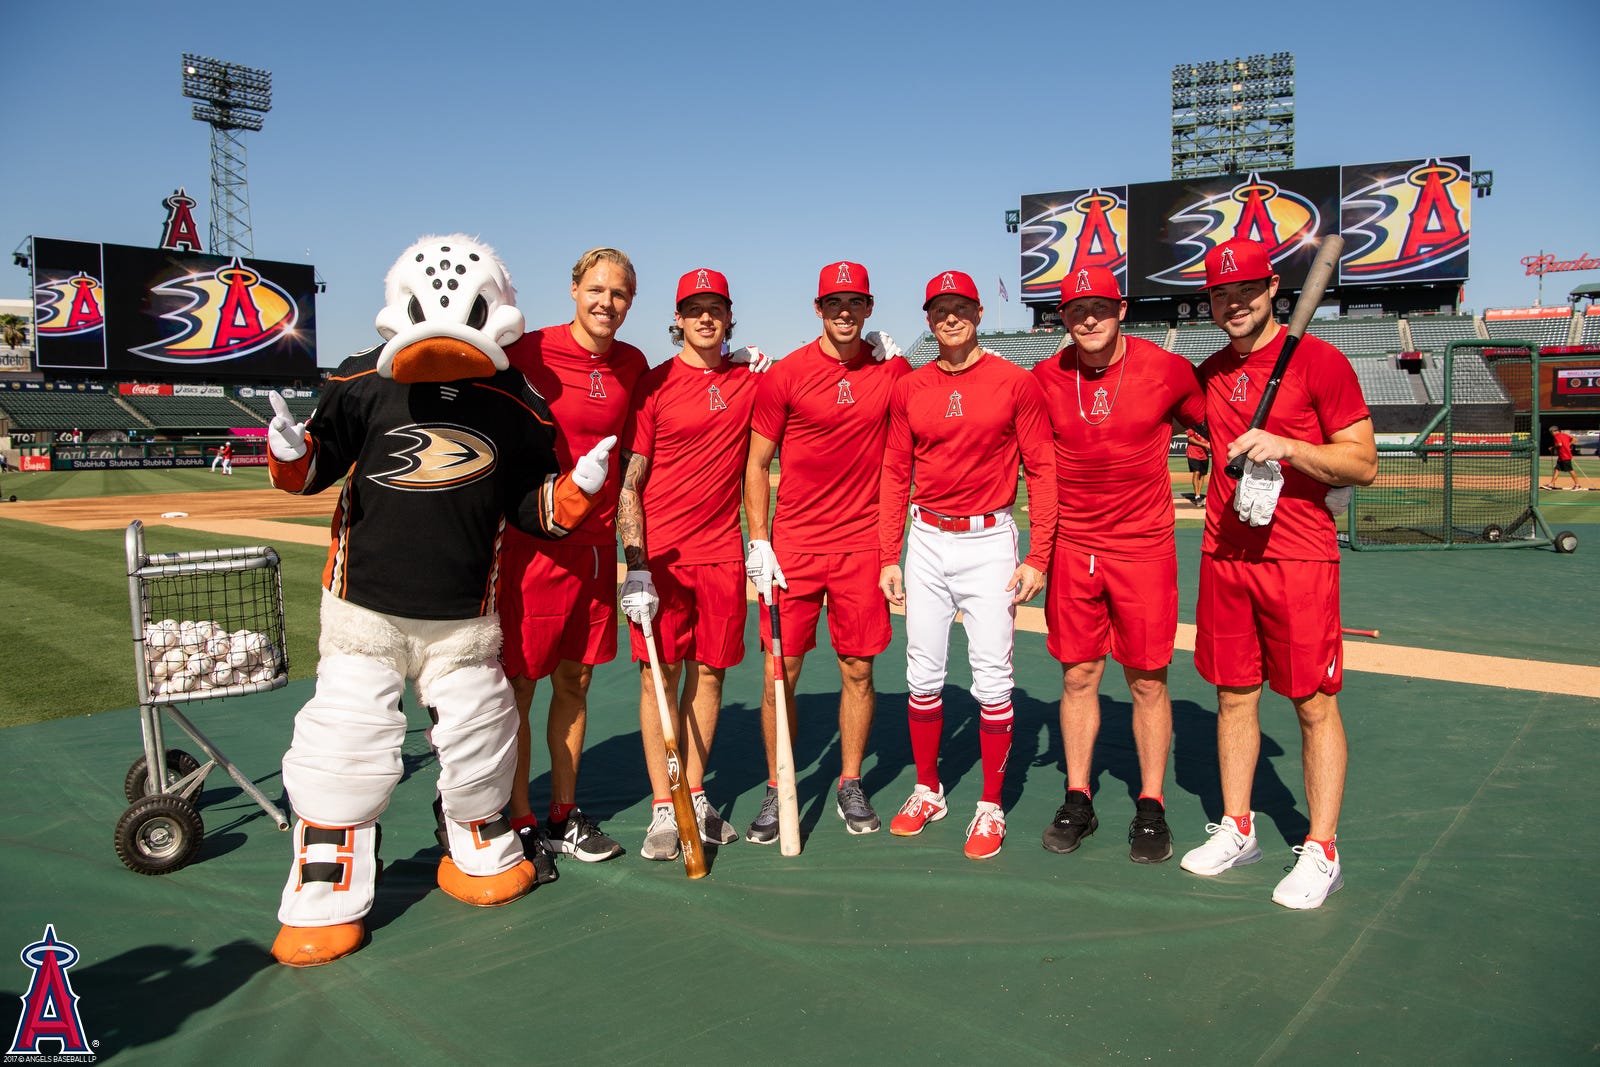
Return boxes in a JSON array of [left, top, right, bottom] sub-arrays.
[[1233, 458, 1284, 527], [744, 539, 788, 601], [1324, 484, 1354, 514], [863, 330, 900, 363], [727, 345, 773, 373], [619, 569, 659, 624], [571, 434, 617, 495], [267, 390, 308, 461]]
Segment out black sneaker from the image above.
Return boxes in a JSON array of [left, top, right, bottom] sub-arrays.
[[1042, 790, 1098, 854], [746, 786, 780, 845], [836, 779, 880, 834], [544, 809, 623, 862], [517, 823, 560, 884], [1128, 797, 1173, 864]]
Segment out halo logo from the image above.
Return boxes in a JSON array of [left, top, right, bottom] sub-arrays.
[[33, 274, 105, 337], [1021, 187, 1127, 299], [1342, 158, 1470, 281], [131, 256, 298, 364], [1150, 172, 1320, 288], [7, 925, 96, 1060]]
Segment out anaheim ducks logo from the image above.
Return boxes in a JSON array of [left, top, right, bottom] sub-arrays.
[[131, 256, 298, 364], [1150, 172, 1320, 288], [1021, 186, 1128, 299], [369, 423, 497, 491], [34, 273, 105, 336], [1342, 157, 1470, 281]]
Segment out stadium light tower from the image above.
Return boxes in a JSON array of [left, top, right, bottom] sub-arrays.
[[181, 53, 272, 257], [1171, 53, 1295, 179]]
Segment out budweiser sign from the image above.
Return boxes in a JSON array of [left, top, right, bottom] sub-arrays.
[[1521, 252, 1600, 276]]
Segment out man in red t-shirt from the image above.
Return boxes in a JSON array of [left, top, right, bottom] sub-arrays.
[[617, 268, 763, 860], [877, 270, 1058, 860], [743, 261, 909, 843], [1180, 237, 1376, 910], [1031, 266, 1205, 865], [1186, 431, 1210, 504], [499, 247, 646, 871], [1543, 424, 1583, 490]]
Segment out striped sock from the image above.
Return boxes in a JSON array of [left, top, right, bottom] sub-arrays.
[[907, 692, 943, 790], [979, 699, 1014, 805]]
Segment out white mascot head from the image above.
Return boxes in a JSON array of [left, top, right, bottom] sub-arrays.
[[373, 234, 526, 383]]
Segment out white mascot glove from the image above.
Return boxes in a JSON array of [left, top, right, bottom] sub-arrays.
[[267, 391, 308, 461], [572, 435, 617, 496], [1324, 484, 1354, 515], [619, 569, 659, 624], [1233, 458, 1284, 527], [863, 331, 900, 363], [727, 345, 773, 373], [744, 539, 788, 601]]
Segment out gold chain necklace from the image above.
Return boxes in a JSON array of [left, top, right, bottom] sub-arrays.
[[1074, 344, 1128, 426]]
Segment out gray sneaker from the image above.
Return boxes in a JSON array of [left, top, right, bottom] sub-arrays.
[[746, 786, 780, 845], [693, 792, 738, 845], [640, 803, 680, 861], [836, 779, 880, 834]]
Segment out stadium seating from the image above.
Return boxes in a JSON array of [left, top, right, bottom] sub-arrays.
[[1350, 357, 1420, 404], [1122, 323, 1174, 347], [1170, 323, 1225, 363], [1578, 309, 1600, 346], [1419, 348, 1511, 404], [120, 393, 265, 430], [234, 392, 319, 422], [911, 330, 1066, 370], [0, 390, 145, 432], [1405, 314, 1481, 352], [1306, 316, 1402, 354], [1484, 310, 1574, 349]]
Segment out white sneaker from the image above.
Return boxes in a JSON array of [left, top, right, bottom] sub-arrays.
[[692, 791, 738, 845], [1179, 813, 1263, 876], [640, 803, 679, 861], [1272, 840, 1343, 909]]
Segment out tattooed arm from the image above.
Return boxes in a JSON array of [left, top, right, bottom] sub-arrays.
[[615, 449, 652, 569]]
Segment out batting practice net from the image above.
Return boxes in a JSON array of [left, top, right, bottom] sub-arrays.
[[1347, 340, 1558, 550]]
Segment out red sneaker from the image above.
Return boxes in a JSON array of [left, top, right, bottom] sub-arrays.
[[889, 786, 947, 837], [963, 802, 1007, 860]]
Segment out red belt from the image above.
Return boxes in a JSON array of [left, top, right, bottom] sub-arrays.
[[913, 506, 1002, 532]]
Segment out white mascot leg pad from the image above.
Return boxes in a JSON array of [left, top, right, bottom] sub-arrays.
[[277, 819, 379, 926], [282, 654, 407, 826], [423, 659, 521, 876]]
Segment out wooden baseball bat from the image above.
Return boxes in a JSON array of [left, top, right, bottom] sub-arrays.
[[767, 595, 801, 856], [1341, 627, 1380, 639], [1223, 234, 1346, 480], [640, 617, 707, 879]]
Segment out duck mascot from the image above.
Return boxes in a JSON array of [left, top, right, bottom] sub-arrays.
[[264, 234, 614, 966]]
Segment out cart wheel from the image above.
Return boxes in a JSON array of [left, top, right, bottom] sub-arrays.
[[1482, 524, 1504, 543], [123, 749, 203, 803], [114, 795, 204, 875], [1554, 530, 1579, 554]]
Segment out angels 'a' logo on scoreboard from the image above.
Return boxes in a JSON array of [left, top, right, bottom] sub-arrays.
[[1341, 157, 1470, 282], [131, 257, 298, 363], [1149, 172, 1320, 289], [34, 274, 106, 336]]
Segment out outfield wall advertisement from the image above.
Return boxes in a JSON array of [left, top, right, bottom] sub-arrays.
[[30, 238, 318, 381], [1021, 156, 1471, 304]]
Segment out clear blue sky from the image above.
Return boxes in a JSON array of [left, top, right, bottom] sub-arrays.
[[4, 1, 1596, 368]]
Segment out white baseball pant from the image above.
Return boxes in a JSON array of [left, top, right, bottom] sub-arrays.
[[902, 512, 1018, 705]]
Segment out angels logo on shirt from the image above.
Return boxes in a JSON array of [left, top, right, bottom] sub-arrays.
[[1090, 386, 1111, 417], [836, 379, 856, 405], [588, 369, 607, 399], [945, 390, 964, 418], [1230, 372, 1249, 404], [708, 383, 727, 411]]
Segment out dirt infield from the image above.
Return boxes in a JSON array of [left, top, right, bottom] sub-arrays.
[[1, 489, 334, 531]]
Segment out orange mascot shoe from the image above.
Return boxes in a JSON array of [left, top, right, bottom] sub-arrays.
[[272, 921, 365, 967], [437, 856, 538, 906]]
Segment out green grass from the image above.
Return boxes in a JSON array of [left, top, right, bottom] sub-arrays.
[[0, 464, 274, 502]]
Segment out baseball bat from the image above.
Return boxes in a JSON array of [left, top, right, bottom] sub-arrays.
[[1341, 627, 1380, 639], [1223, 234, 1346, 480], [640, 617, 707, 879], [766, 595, 801, 856]]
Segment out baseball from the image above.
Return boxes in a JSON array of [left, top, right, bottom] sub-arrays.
[[248, 665, 277, 684], [167, 671, 197, 694], [206, 635, 232, 658], [186, 652, 215, 676], [145, 626, 177, 652], [209, 663, 237, 688], [162, 647, 187, 673], [226, 647, 251, 669], [149, 656, 170, 681]]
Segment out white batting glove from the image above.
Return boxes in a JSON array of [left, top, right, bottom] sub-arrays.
[[571, 434, 617, 495], [1233, 458, 1284, 527], [744, 539, 787, 601], [727, 345, 772, 373], [863, 331, 900, 363], [267, 390, 308, 461], [619, 569, 659, 624], [1324, 484, 1354, 515]]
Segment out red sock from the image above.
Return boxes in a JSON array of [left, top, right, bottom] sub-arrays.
[[1229, 812, 1252, 837], [1308, 836, 1337, 861], [1068, 785, 1092, 800], [907, 693, 943, 790], [509, 813, 539, 831], [838, 775, 860, 789], [550, 802, 575, 824], [653, 796, 672, 807], [690, 788, 705, 798], [978, 700, 1014, 805], [1139, 793, 1164, 807]]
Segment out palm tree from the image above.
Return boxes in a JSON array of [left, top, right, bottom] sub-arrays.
[[0, 313, 28, 350]]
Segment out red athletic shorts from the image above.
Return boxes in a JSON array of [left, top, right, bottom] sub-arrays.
[[1194, 555, 1342, 699], [1046, 546, 1177, 671], [758, 548, 891, 658], [626, 560, 746, 669], [498, 539, 618, 679]]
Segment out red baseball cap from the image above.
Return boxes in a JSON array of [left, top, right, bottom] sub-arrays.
[[923, 270, 981, 310], [818, 261, 871, 299], [675, 267, 730, 307], [1205, 238, 1275, 288], [1057, 266, 1123, 308]]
